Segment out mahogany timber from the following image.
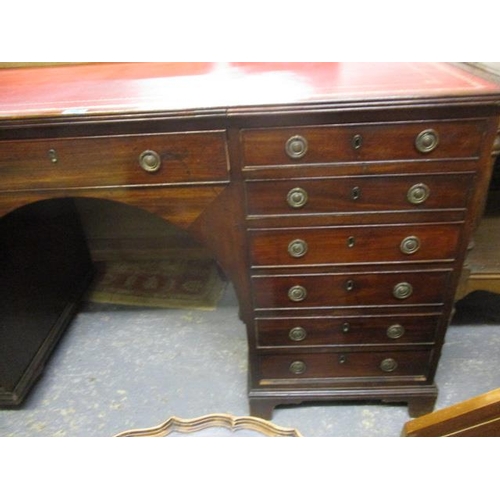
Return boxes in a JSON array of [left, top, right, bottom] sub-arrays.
[[245, 174, 475, 216], [248, 224, 462, 266], [0, 63, 499, 418], [0, 131, 229, 190]]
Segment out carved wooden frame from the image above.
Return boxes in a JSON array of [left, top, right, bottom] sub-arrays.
[[115, 413, 302, 437]]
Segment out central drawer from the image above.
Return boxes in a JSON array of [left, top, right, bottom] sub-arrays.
[[252, 269, 452, 310], [248, 223, 462, 267], [258, 350, 433, 382], [0, 131, 229, 192], [245, 173, 474, 217]]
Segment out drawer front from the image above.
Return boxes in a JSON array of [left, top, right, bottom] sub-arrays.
[[255, 314, 441, 347], [0, 131, 228, 191], [258, 350, 433, 381], [252, 270, 451, 310], [249, 223, 461, 267], [245, 173, 474, 216], [241, 120, 486, 166]]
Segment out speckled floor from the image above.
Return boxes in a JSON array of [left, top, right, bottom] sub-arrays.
[[1, 285, 499, 437]]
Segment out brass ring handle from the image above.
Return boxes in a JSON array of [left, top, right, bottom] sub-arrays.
[[407, 183, 430, 205], [415, 129, 439, 154], [289, 326, 307, 342], [393, 282, 413, 300], [285, 135, 308, 159], [400, 235, 421, 255], [139, 150, 162, 173], [289, 360, 307, 375], [288, 285, 307, 302], [286, 187, 308, 209], [288, 239, 308, 258], [380, 358, 398, 372], [386, 324, 405, 339]]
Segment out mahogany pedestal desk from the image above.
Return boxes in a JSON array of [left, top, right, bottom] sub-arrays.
[[1, 63, 500, 418]]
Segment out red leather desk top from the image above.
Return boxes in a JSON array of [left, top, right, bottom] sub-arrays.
[[1, 62, 499, 119]]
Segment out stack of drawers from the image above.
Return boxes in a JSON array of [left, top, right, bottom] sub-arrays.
[[240, 118, 490, 418]]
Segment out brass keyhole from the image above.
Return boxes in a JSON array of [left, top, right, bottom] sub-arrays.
[[345, 280, 355, 291], [407, 183, 430, 205], [48, 149, 58, 163], [387, 324, 405, 339], [352, 134, 363, 150]]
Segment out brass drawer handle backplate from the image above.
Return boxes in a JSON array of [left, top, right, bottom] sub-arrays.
[[287, 187, 308, 208], [288, 239, 308, 258], [393, 282, 413, 300], [48, 149, 58, 163], [380, 358, 398, 372], [139, 150, 162, 173], [289, 360, 307, 375], [289, 326, 307, 342], [285, 135, 308, 159], [415, 129, 439, 154], [386, 324, 405, 339], [288, 285, 307, 302], [400, 235, 421, 255], [407, 183, 430, 205]]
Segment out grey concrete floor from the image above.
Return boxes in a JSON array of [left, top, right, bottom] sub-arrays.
[[1, 284, 500, 437]]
